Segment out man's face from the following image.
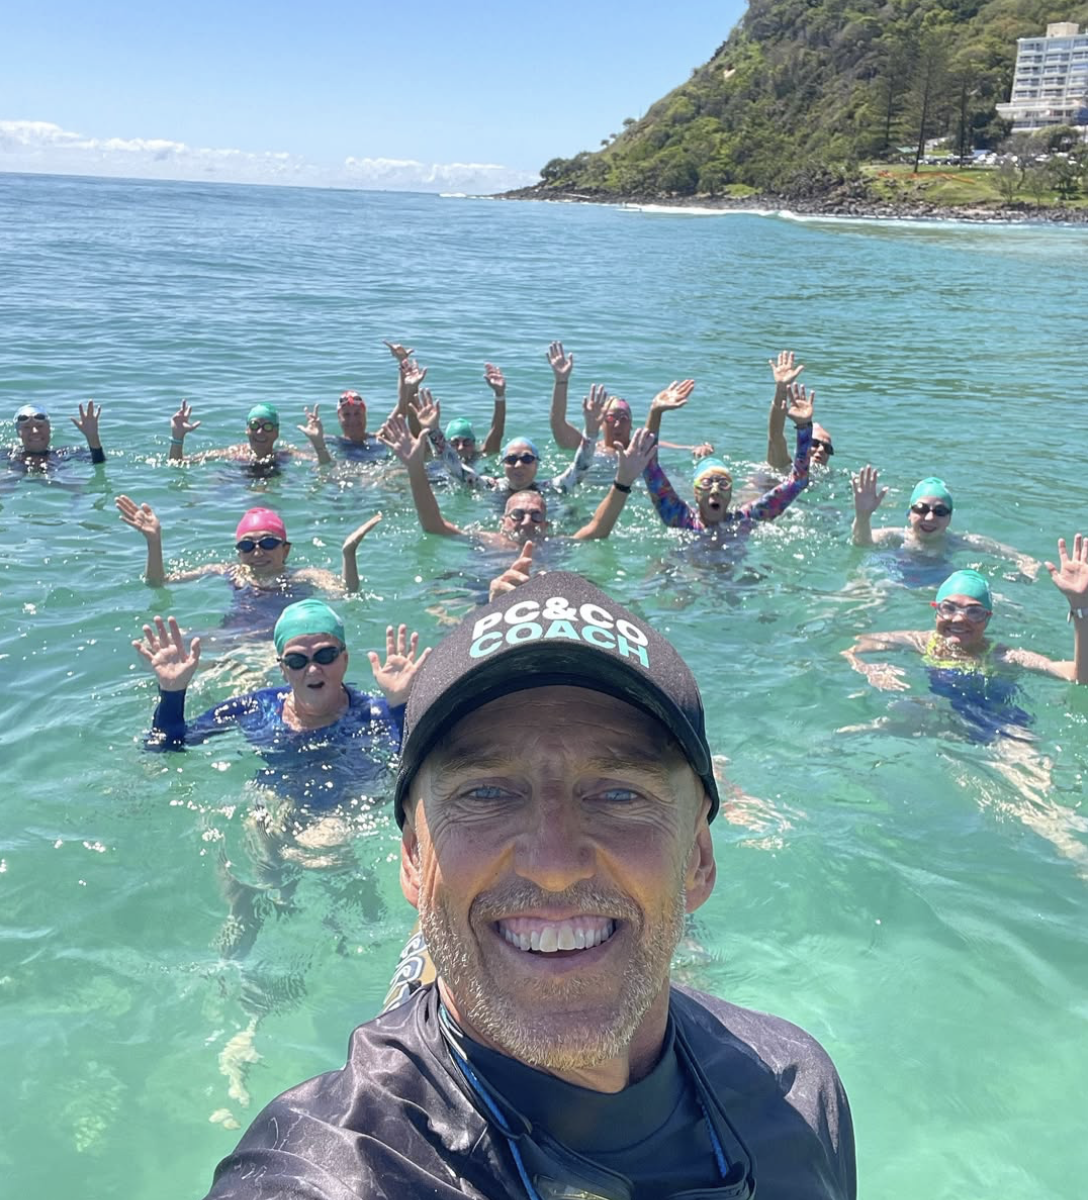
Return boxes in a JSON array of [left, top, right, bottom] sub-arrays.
[[502, 442, 540, 490], [247, 418, 279, 456], [17, 414, 51, 454], [337, 401, 368, 443], [450, 435, 477, 463], [235, 528, 291, 576], [808, 423, 834, 468], [401, 686, 715, 1072], [693, 470, 733, 526], [500, 491, 548, 545], [908, 496, 952, 541]]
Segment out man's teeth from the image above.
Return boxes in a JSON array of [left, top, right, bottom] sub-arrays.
[[499, 918, 616, 953]]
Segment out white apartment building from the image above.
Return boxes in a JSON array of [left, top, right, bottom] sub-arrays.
[[996, 22, 1088, 134]]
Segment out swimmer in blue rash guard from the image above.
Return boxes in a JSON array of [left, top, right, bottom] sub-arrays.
[[6, 402, 107, 477]]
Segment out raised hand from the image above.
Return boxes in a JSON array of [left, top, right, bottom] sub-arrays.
[[170, 399, 200, 440], [851, 465, 887, 516], [489, 541, 535, 601], [583, 383, 608, 437], [411, 387, 440, 433], [1045, 533, 1088, 606], [785, 382, 814, 425], [297, 404, 325, 443], [383, 340, 415, 363], [399, 358, 427, 392], [72, 400, 102, 445], [547, 341, 574, 381], [769, 350, 805, 385], [343, 512, 382, 554], [650, 379, 696, 414], [615, 428, 658, 486], [484, 363, 506, 396], [692, 443, 716, 460], [116, 494, 161, 541], [367, 624, 432, 708], [377, 413, 424, 465], [133, 615, 201, 692]]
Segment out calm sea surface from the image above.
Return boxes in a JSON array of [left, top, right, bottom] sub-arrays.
[[2, 172, 1086, 1198]]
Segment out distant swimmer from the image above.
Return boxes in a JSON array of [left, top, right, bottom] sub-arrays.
[[766, 351, 835, 473], [851, 469, 1040, 579], [423, 361, 507, 468], [379, 413, 658, 550], [135, 601, 431, 957], [6, 401, 106, 476], [842, 551, 1088, 706], [294, 395, 389, 465], [642, 379, 812, 539], [410, 386, 598, 495], [115, 499, 381, 634], [547, 340, 713, 457], [167, 400, 319, 473]]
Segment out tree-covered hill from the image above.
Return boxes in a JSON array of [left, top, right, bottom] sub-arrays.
[[528, 0, 1088, 198]]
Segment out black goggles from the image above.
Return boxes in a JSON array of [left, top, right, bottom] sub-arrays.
[[279, 645, 343, 671], [811, 437, 834, 456], [236, 536, 284, 553], [16, 412, 49, 423], [247, 420, 278, 434], [504, 452, 538, 466], [911, 502, 951, 518]]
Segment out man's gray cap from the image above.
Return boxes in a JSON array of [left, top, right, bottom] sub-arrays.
[[394, 571, 719, 826]]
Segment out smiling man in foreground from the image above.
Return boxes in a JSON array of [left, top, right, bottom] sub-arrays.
[[203, 573, 856, 1200]]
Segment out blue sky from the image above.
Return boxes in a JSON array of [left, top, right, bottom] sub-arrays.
[[0, 0, 747, 190]]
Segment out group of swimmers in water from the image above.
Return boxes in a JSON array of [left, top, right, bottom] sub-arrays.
[[8, 339, 1088, 944]]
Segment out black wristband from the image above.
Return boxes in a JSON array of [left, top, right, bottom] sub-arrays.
[[612, 480, 632, 494], [90, 446, 106, 464]]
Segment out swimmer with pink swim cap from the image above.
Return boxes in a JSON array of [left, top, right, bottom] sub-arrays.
[[114, 497, 383, 601]]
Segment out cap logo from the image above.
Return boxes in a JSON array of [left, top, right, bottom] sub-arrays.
[[469, 595, 650, 667]]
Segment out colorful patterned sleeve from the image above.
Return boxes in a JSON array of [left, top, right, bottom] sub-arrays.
[[642, 455, 701, 530], [736, 422, 812, 525], [547, 433, 595, 494], [428, 430, 497, 490]]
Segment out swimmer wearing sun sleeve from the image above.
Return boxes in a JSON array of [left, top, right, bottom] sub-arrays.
[[643, 383, 812, 534], [8, 402, 106, 471]]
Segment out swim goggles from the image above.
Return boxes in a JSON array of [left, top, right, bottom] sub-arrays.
[[437, 1002, 755, 1200], [506, 508, 546, 524], [279, 645, 343, 671], [910, 503, 951, 518], [504, 452, 538, 466], [236, 536, 285, 553], [694, 474, 732, 492], [16, 411, 49, 423], [247, 420, 278, 433], [451, 436, 476, 450], [339, 392, 366, 408], [931, 600, 990, 622]]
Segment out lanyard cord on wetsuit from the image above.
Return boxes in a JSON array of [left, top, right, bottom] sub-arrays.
[[437, 1001, 732, 1200]]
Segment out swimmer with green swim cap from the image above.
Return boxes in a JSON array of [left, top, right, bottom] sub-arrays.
[[166, 396, 328, 470], [851, 466, 1040, 576], [843, 537, 1088, 687]]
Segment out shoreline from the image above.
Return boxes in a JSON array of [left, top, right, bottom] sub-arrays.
[[495, 185, 1088, 226]]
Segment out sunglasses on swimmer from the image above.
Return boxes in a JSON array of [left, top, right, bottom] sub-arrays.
[[503, 452, 538, 466], [931, 599, 991, 622], [279, 645, 344, 671], [811, 437, 834, 455], [911, 502, 951, 518], [505, 507, 546, 524], [235, 536, 285, 553]]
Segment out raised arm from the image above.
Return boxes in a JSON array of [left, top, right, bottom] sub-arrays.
[[1008, 533, 1088, 683], [851, 465, 887, 547], [342, 513, 383, 594], [547, 341, 582, 450], [645, 379, 696, 441], [766, 351, 804, 472], [168, 400, 200, 462], [367, 623, 432, 709], [549, 386, 605, 493], [134, 615, 201, 747], [116, 495, 166, 587], [71, 401, 106, 464], [394, 358, 427, 437], [481, 363, 507, 455], [414, 389, 492, 487], [298, 405, 333, 466], [642, 451, 697, 530], [841, 629, 925, 691], [574, 429, 658, 541], [378, 414, 463, 537], [736, 384, 812, 524]]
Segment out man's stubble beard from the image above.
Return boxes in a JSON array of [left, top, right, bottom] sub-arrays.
[[420, 877, 687, 1073]]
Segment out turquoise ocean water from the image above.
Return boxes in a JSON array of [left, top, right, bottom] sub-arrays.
[[1, 172, 1086, 1197]]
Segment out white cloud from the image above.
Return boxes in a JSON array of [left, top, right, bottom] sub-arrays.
[[0, 120, 540, 193]]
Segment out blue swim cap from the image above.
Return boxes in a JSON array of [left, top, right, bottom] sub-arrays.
[[503, 437, 538, 459], [15, 404, 49, 421], [693, 457, 732, 485], [936, 569, 992, 610]]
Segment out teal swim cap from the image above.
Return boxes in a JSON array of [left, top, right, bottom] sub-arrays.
[[910, 477, 953, 510], [274, 599, 346, 656], [248, 402, 280, 427], [445, 418, 476, 441], [936, 569, 992, 610], [693, 457, 732, 485]]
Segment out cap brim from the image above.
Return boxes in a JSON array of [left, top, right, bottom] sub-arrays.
[[394, 640, 719, 826]]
